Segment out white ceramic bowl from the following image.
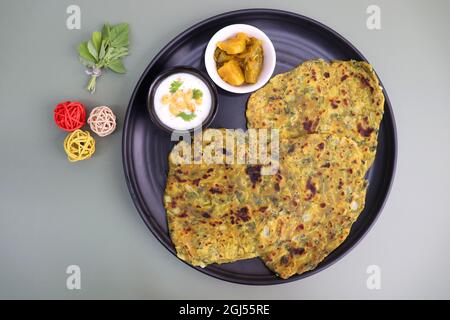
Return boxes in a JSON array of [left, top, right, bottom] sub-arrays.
[[204, 24, 276, 94]]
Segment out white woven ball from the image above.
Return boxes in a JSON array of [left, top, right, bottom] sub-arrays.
[[88, 106, 117, 137]]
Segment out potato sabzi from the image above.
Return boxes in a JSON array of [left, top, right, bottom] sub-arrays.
[[215, 33, 264, 85]]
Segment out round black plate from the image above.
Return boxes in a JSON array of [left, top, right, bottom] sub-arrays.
[[122, 9, 397, 285]]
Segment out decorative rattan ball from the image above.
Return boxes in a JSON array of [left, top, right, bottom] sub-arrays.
[[87, 106, 117, 137], [54, 101, 86, 131], [63, 129, 96, 162]]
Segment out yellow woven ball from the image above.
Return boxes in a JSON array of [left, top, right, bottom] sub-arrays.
[[63, 129, 96, 162]]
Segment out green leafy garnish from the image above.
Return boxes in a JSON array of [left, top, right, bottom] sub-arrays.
[[177, 112, 196, 121], [170, 80, 183, 93], [192, 88, 203, 100], [77, 22, 130, 93]]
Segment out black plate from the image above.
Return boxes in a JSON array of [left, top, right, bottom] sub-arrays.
[[122, 9, 397, 285]]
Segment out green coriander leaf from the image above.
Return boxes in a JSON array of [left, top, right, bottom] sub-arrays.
[[109, 23, 129, 48], [169, 80, 183, 93], [108, 46, 128, 60], [77, 42, 97, 63], [192, 88, 203, 100], [101, 23, 111, 42], [107, 59, 126, 73], [92, 31, 102, 53], [102, 48, 113, 61], [99, 40, 106, 60], [177, 112, 197, 121], [87, 40, 98, 61]]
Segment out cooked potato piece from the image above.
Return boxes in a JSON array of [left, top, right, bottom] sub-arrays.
[[218, 59, 245, 86], [241, 38, 264, 84], [217, 33, 249, 55]]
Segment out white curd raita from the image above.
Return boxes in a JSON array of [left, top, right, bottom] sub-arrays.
[[154, 73, 212, 131]]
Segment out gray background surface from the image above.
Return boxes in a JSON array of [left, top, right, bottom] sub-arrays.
[[0, 0, 449, 299]]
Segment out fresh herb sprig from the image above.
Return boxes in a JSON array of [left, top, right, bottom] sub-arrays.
[[77, 23, 130, 93]]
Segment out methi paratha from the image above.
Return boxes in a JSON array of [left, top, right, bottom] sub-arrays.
[[246, 59, 384, 170], [164, 129, 262, 266], [255, 134, 367, 278], [164, 59, 384, 278], [164, 129, 367, 279]]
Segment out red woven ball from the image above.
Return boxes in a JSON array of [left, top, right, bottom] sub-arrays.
[[53, 101, 86, 131]]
